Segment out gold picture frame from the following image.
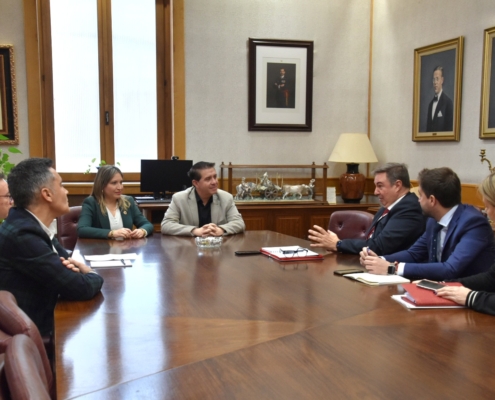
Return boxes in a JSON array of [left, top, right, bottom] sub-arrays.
[[480, 27, 495, 139], [412, 37, 463, 142], [0, 44, 18, 145]]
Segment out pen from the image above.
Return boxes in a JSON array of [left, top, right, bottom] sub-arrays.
[[366, 247, 370, 255], [121, 259, 126, 266]]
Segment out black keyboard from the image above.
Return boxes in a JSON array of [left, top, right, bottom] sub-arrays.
[[135, 199, 170, 204]]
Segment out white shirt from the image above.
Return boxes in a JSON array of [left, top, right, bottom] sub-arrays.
[[106, 206, 124, 231], [26, 210, 57, 253], [432, 90, 443, 119]]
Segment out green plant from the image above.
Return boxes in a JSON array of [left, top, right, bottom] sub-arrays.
[[0, 134, 22, 175], [85, 159, 120, 174]]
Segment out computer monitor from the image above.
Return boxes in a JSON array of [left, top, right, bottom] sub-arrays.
[[140, 159, 193, 199]]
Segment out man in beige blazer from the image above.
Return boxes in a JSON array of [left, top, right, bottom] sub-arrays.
[[161, 161, 245, 236]]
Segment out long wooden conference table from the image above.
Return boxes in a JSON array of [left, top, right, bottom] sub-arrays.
[[55, 231, 495, 399]]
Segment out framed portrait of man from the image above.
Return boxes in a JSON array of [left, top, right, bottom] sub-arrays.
[[480, 26, 495, 139], [0, 45, 19, 145], [412, 37, 464, 142], [248, 38, 313, 131]]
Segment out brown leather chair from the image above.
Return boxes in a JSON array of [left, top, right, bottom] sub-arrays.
[[56, 205, 82, 252], [328, 210, 374, 240], [0, 353, 9, 400], [0, 292, 53, 394], [4, 335, 51, 400]]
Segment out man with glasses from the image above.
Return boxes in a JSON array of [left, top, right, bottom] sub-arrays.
[[0, 173, 12, 219], [426, 66, 453, 132]]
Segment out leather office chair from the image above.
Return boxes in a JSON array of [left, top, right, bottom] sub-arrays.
[[0, 353, 8, 400], [0, 292, 53, 393], [4, 335, 51, 400], [328, 210, 374, 240], [56, 205, 82, 252]]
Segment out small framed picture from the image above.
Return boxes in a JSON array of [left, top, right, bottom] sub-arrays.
[[0, 45, 18, 145], [412, 37, 464, 142], [248, 38, 313, 131], [480, 27, 495, 139]]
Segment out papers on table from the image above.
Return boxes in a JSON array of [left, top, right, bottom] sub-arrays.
[[344, 272, 410, 286], [260, 246, 324, 262], [84, 253, 138, 268]]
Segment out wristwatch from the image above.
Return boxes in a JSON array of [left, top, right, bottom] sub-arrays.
[[336, 240, 342, 252], [387, 263, 396, 275]]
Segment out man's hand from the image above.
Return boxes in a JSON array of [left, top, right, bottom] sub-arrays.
[[360, 249, 389, 275], [193, 223, 224, 237], [436, 286, 471, 306], [359, 247, 377, 265], [60, 257, 93, 274], [308, 225, 340, 251]]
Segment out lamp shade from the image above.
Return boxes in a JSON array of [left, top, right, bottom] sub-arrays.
[[328, 133, 378, 164]]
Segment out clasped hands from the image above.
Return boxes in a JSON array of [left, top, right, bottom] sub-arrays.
[[60, 257, 92, 274], [359, 247, 390, 275], [109, 228, 147, 239], [193, 223, 224, 237]]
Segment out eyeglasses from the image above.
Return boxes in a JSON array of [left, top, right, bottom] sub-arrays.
[[281, 247, 309, 258], [0, 195, 13, 203]]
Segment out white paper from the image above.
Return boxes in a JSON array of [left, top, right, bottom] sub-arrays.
[[261, 246, 320, 259], [84, 253, 138, 261], [90, 260, 132, 268], [344, 272, 410, 286]]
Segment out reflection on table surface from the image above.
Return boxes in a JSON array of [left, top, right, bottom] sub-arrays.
[[55, 231, 495, 399]]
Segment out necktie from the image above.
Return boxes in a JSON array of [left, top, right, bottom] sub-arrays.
[[433, 95, 438, 102], [429, 223, 444, 262], [367, 209, 389, 239]]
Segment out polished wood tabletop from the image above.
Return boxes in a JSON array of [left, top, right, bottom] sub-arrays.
[[55, 231, 495, 399]]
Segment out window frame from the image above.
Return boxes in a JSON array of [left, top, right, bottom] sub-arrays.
[[23, 0, 179, 184]]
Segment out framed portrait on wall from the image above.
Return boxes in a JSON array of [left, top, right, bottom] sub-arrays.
[[480, 26, 495, 139], [0, 45, 19, 145], [248, 38, 313, 131], [412, 37, 464, 142]]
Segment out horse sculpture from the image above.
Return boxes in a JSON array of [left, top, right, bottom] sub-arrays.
[[235, 177, 255, 200]]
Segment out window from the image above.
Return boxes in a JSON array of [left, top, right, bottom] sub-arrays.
[[29, 0, 173, 181]]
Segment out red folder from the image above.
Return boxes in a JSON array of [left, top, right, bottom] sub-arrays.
[[260, 248, 323, 262], [402, 282, 463, 307]]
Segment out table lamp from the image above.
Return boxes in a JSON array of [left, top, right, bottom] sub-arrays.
[[328, 133, 378, 203]]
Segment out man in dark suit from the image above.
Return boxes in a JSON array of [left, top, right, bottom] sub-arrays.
[[0, 158, 104, 336], [308, 163, 425, 255], [426, 66, 453, 132], [361, 168, 495, 280]]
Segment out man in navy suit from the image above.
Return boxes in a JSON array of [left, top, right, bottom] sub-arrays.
[[308, 163, 425, 255], [361, 168, 495, 281], [426, 66, 453, 132]]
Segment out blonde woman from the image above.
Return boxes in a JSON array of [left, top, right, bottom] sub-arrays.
[[436, 172, 495, 314], [78, 165, 153, 239]]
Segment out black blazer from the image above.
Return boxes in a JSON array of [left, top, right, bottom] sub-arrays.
[[426, 92, 453, 132], [338, 192, 426, 255]]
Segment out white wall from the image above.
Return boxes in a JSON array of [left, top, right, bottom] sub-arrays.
[[371, 0, 495, 183], [0, 0, 30, 164], [184, 0, 371, 178]]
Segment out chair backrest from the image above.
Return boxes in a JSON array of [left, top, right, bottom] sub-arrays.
[[0, 353, 9, 400], [328, 210, 374, 240], [56, 205, 82, 251], [4, 335, 51, 400], [0, 292, 53, 391]]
